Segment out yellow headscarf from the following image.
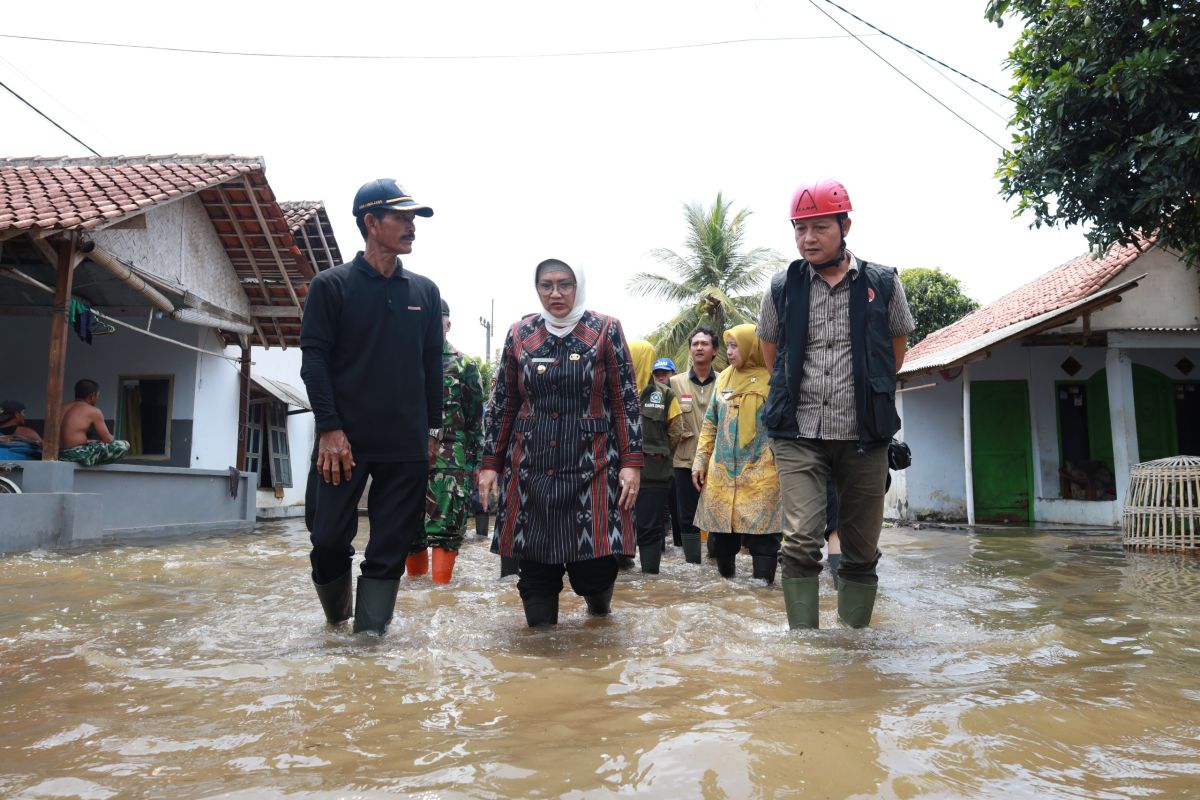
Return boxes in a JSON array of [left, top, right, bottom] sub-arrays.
[[628, 340, 656, 394], [717, 324, 771, 448]]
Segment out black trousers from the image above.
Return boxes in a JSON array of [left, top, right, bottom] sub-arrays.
[[667, 475, 682, 543], [634, 486, 671, 548], [710, 532, 782, 558], [517, 557, 619, 599], [672, 467, 701, 537], [307, 459, 428, 584]]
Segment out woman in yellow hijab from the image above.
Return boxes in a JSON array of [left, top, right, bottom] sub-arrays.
[[628, 340, 683, 574], [690, 324, 783, 583]]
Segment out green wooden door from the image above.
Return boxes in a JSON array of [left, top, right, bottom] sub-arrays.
[[1132, 364, 1177, 462], [971, 380, 1034, 523]]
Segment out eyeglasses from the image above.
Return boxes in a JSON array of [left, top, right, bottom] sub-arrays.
[[536, 281, 576, 296]]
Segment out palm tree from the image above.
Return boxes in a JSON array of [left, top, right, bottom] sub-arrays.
[[629, 192, 785, 367]]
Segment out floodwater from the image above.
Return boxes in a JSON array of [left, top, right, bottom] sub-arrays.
[[2, 521, 1199, 800]]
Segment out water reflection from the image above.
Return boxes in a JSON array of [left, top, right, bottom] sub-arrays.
[[1, 521, 1198, 798]]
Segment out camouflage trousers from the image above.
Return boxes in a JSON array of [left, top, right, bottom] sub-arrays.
[[412, 468, 472, 551]]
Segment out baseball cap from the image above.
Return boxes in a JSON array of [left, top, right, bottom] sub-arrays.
[[653, 358, 677, 372], [0, 399, 25, 425], [440, 298, 450, 316], [352, 178, 434, 219]]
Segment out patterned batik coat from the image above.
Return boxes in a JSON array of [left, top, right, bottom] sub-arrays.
[[692, 388, 783, 535], [483, 311, 643, 564], [421, 342, 485, 550]]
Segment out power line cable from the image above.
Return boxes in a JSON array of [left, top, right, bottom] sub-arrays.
[[818, 0, 1013, 102], [805, 0, 1009, 152], [0, 78, 101, 156], [0, 54, 116, 152], [0, 31, 877, 60]]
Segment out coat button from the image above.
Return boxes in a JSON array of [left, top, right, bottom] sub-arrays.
[[547, 468, 556, 476], [550, 440, 558, 447], [552, 412, 560, 419]]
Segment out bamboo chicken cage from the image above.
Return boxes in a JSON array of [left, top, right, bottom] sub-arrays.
[[1122, 456, 1200, 552]]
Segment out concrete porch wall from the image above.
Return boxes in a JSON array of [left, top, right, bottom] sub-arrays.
[[0, 461, 254, 552]]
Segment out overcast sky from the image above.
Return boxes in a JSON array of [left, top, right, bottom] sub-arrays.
[[0, 0, 1091, 359]]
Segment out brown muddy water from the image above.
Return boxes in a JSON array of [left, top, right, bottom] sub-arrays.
[[2, 520, 1199, 799]]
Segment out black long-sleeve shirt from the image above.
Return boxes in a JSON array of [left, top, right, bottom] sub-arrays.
[[300, 253, 443, 462]]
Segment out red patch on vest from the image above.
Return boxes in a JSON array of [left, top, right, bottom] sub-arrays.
[[867, 288, 876, 302]]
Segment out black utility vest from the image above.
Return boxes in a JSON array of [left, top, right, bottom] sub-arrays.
[[762, 259, 901, 449]]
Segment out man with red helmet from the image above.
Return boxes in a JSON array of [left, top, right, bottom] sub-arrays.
[[757, 179, 914, 629]]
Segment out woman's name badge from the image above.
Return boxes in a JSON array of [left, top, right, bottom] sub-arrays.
[[569, 353, 581, 361]]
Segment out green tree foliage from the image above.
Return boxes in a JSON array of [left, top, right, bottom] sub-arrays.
[[986, 0, 1200, 266], [629, 192, 784, 367], [899, 268, 980, 346]]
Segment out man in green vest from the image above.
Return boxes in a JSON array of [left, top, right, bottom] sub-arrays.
[[757, 179, 914, 629]]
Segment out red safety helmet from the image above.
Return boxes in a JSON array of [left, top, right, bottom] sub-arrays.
[[789, 179, 853, 221]]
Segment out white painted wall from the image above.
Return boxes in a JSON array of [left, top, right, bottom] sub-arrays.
[[1064, 249, 1200, 331], [896, 372, 967, 520], [92, 196, 251, 316], [248, 346, 314, 512], [188, 331, 242, 470]]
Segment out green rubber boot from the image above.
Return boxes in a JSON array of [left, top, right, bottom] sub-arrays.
[[836, 578, 878, 629], [681, 532, 702, 564], [313, 570, 353, 625], [781, 577, 820, 630], [352, 577, 400, 635]]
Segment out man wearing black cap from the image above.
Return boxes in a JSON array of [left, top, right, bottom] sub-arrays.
[[300, 178, 444, 634]]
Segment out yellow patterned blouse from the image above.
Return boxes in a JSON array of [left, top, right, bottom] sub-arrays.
[[691, 386, 783, 535]]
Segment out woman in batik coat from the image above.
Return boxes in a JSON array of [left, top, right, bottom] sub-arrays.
[[477, 259, 643, 627], [692, 323, 783, 584]]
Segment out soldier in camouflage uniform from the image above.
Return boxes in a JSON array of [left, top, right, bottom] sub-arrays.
[[406, 298, 485, 583]]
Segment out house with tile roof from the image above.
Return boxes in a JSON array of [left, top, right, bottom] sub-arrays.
[[0, 155, 341, 548], [890, 238, 1199, 527]]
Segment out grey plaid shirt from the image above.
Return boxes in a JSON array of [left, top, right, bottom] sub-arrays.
[[757, 254, 915, 440]]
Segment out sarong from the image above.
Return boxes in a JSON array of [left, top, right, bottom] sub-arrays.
[[59, 440, 130, 466]]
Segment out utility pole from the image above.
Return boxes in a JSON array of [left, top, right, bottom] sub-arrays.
[[478, 298, 494, 362]]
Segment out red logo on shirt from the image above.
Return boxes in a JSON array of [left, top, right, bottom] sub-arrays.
[[867, 288, 876, 302]]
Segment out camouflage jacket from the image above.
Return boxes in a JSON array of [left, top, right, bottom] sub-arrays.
[[436, 341, 485, 471]]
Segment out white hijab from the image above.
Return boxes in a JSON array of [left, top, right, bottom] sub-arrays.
[[538, 260, 588, 338]]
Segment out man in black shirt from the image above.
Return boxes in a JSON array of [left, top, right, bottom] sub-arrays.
[[301, 178, 444, 634]]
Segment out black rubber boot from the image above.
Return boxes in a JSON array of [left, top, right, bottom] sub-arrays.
[[672, 531, 683, 547], [639, 541, 663, 574], [314, 570, 352, 624], [475, 513, 489, 537], [706, 534, 717, 559], [828, 553, 842, 589], [681, 532, 702, 564], [585, 585, 614, 616], [352, 577, 400, 635], [716, 555, 736, 579], [500, 556, 519, 577], [617, 555, 636, 571], [522, 593, 559, 627], [751, 555, 778, 585]]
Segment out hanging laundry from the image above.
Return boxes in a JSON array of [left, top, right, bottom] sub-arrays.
[[69, 297, 93, 344]]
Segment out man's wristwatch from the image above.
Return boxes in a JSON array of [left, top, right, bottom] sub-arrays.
[[428, 428, 442, 441]]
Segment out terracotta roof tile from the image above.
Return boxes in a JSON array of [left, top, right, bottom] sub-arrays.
[[905, 238, 1151, 366], [0, 155, 264, 233]]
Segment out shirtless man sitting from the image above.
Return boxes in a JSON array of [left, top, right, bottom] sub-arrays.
[[58, 379, 129, 466]]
